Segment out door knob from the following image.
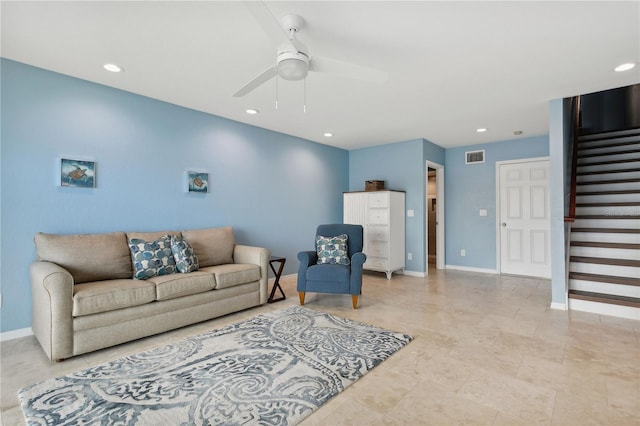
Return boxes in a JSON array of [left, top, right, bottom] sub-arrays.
[[501, 222, 507, 227]]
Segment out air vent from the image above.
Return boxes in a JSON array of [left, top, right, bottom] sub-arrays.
[[465, 150, 485, 164]]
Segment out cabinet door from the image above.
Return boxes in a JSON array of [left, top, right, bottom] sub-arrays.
[[344, 193, 367, 225]]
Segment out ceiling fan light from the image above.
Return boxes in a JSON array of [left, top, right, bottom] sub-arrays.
[[278, 58, 308, 81]]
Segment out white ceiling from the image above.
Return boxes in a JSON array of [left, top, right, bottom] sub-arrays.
[[2, 1, 639, 150]]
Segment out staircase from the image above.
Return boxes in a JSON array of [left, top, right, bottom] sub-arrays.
[[568, 127, 640, 320]]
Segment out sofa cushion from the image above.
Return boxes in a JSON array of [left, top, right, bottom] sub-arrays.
[[73, 279, 156, 316], [316, 234, 350, 265], [149, 271, 216, 301], [34, 232, 132, 284], [171, 236, 199, 273], [181, 227, 235, 267], [126, 230, 182, 241], [128, 236, 176, 280], [200, 264, 261, 289]]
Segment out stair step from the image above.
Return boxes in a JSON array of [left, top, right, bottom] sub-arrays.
[[578, 140, 640, 151], [568, 290, 640, 308], [577, 168, 639, 176], [578, 148, 640, 159], [570, 256, 640, 267], [576, 178, 640, 185], [575, 215, 640, 220], [579, 128, 640, 141], [570, 231, 640, 244], [571, 241, 640, 250], [569, 272, 640, 286], [577, 158, 640, 167], [576, 189, 640, 196], [575, 202, 640, 207], [571, 227, 639, 233], [570, 245, 640, 261]]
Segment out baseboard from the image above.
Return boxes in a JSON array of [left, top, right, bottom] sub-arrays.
[[0, 327, 33, 342], [403, 270, 426, 278], [445, 264, 498, 274], [550, 302, 567, 311], [569, 299, 640, 320]]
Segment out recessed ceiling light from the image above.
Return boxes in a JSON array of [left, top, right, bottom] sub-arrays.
[[476, 128, 487, 133], [323, 132, 333, 137], [103, 63, 123, 73], [245, 109, 259, 115], [614, 63, 636, 72]]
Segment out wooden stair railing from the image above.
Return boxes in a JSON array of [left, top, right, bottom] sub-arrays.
[[565, 96, 581, 224]]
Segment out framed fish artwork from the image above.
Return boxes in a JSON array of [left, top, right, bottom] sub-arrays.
[[60, 158, 95, 188], [187, 171, 208, 193]]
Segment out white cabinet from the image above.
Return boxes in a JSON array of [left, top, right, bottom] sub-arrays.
[[344, 191, 405, 279]]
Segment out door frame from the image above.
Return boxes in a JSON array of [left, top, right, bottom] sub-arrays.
[[426, 160, 445, 273], [495, 156, 550, 275]]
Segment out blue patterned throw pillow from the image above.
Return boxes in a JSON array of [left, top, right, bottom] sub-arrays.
[[316, 234, 350, 265], [171, 236, 199, 273], [128, 235, 176, 280]]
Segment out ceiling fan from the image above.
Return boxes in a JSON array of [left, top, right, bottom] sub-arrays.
[[232, 2, 388, 98]]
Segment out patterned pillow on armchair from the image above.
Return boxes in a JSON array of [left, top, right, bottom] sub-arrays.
[[316, 234, 350, 265]]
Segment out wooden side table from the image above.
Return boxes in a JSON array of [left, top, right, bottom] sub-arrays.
[[268, 256, 286, 303]]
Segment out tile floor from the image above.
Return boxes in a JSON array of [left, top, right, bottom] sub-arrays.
[[1, 267, 639, 425]]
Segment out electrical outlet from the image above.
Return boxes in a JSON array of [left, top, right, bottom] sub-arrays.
[[461, 249, 466, 257], [407, 253, 413, 260]]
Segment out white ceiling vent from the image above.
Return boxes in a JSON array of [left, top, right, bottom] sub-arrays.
[[465, 150, 485, 164]]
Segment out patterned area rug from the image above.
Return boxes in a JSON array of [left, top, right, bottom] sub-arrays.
[[19, 306, 412, 425]]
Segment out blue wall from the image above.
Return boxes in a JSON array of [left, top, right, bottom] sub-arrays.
[[444, 136, 549, 270], [0, 59, 348, 332], [349, 138, 443, 274]]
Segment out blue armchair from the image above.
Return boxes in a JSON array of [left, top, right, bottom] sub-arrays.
[[297, 224, 366, 309]]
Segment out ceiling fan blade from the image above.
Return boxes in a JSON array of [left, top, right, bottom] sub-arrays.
[[233, 65, 277, 97], [243, 1, 298, 53], [310, 56, 388, 83]]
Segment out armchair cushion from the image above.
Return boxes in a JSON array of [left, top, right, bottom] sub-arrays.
[[316, 234, 350, 265], [307, 264, 350, 282]]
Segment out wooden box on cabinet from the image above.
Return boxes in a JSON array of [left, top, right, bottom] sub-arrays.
[[365, 180, 385, 191], [343, 190, 405, 279]]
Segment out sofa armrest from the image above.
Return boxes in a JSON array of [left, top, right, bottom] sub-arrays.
[[233, 245, 271, 304], [30, 261, 75, 361]]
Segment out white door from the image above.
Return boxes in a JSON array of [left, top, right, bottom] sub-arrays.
[[499, 160, 551, 278]]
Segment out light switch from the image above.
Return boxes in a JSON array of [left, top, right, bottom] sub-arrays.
[[407, 210, 414, 217], [479, 209, 487, 216]]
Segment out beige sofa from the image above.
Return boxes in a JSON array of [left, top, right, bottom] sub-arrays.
[[30, 227, 270, 361]]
